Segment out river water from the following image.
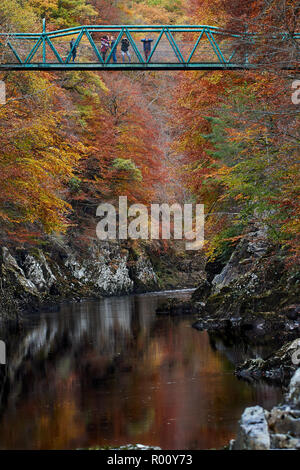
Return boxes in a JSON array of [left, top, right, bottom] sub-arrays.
[[0, 289, 282, 450]]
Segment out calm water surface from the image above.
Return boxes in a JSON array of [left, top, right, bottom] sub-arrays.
[[0, 290, 282, 450]]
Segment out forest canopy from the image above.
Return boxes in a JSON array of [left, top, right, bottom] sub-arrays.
[[0, 0, 299, 265]]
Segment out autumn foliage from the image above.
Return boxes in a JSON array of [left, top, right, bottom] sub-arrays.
[[0, 1, 167, 245], [0, 0, 299, 265], [172, 0, 300, 264]]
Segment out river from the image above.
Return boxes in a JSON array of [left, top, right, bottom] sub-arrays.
[[0, 289, 282, 450]]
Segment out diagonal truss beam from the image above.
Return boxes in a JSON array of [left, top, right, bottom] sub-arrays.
[[85, 30, 104, 64], [0, 24, 299, 71]]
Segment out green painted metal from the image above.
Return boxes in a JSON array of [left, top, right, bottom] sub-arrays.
[[106, 28, 124, 64], [42, 18, 46, 63], [205, 30, 225, 64], [147, 28, 165, 64], [125, 28, 144, 63], [187, 30, 205, 64], [46, 37, 64, 64], [85, 29, 104, 64], [0, 24, 299, 71], [6, 40, 22, 63]]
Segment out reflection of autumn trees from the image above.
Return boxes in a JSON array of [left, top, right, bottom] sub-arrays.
[[0, 295, 282, 449]]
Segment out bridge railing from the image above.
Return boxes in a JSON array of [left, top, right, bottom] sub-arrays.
[[0, 25, 299, 70]]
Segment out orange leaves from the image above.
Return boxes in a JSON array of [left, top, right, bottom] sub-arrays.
[[75, 73, 166, 211], [171, 0, 300, 265], [0, 71, 85, 242]]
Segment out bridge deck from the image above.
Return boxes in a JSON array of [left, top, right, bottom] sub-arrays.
[[0, 24, 299, 71], [0, 63, 255, 71]]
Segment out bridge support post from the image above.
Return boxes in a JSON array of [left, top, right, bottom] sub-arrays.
[[42, 18, 46, 64], [245, 25, 249, 66]]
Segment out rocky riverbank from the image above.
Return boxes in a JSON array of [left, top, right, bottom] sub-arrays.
[[153, 223, 300, 448], [0, 238, 205, 321], [0, 241, 159, 320], [190, 224, 299, 369], [231, 368, 300, 450], [189, 224, 300, 449], [235, 339, 300, 385]]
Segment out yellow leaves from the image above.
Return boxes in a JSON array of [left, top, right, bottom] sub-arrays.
[[207, 72, 224, 85], [123, 0, 186, 25], [234, 193, 247, 201], [0, 74, 84, 236], [0, 0, 40, 32], [28, 0, 57, 13]]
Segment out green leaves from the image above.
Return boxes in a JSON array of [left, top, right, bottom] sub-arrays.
[[112, 158, 143, 182]]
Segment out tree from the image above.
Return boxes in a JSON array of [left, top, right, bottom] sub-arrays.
[[172, 0, 300, 263]]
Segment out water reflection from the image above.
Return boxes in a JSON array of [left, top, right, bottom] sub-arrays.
[[0, 290, 282, 450]]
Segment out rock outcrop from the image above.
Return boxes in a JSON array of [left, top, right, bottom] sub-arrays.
[[192, 224, 300, 345], [235, 338, 300, 384], [211, 225, 269, 294], [232, 406, 271, 450], [231, 368, 300, 450], [0, 241, 159, 320]]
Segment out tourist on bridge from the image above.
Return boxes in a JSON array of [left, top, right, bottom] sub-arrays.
[[141, 37, 153, 62], [70, 38, 77, 62], [110, 35, 117, 63], [121, 38, 131, 63], [101, 35, 110, 62]]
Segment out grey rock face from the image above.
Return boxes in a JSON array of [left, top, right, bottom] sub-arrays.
[[232, 406, 270, 450], [287, 368, 300, 408], [0, 242, 158, 319], [212, 226, 269, 293], [23, 251, 56, 292], [65, 244, 134, 296], [63, 244, 157, 296], [232, 368, 300, 450], [1, 247, 38, 296], [235, 338, 300, 383], [134, 256, 157, 286]]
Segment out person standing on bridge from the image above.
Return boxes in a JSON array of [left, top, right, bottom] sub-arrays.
[[110, 35, 117, 63], [100, 35, 110, 62], [70, 38, 77, 62], [141, 37, 153, 62], [121, 38, 131, 63]]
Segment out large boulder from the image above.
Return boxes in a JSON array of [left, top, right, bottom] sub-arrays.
[[232, 368, 300, 450], [235, 338, 300, 384], [212, 226, 269, 294], [287, 368, 300, 408], [232, 406, 270, 450]]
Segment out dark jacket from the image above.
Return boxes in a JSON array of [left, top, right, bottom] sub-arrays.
[[70, 40, 77, 51], [121, 38, 130, 52], [141, 38, 153, 52]]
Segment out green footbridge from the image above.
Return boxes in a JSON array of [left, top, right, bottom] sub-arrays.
[[0, 23, 299, 71]]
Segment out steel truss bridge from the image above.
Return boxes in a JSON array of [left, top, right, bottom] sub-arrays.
[[0, 23, 299, 71]]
